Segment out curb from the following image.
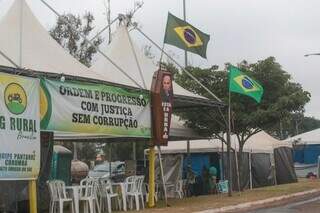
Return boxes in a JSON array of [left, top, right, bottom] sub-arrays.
[[196, 189, 320, 213]]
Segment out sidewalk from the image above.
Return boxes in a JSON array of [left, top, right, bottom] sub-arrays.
[[137, 179, 320, 213]]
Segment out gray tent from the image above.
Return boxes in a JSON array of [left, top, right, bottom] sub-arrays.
[[153, 131, 297, 193]]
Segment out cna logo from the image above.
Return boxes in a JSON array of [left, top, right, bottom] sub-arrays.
[[4, 83, 27, 115]]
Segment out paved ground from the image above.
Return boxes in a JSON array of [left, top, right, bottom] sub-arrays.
[[250, 195, 320, 213]]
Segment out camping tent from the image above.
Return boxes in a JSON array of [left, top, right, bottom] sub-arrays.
[[285, 128, 320, 164], [153, 131, 296, 193]]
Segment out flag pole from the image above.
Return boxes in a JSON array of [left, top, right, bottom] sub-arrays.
[[227, 90, 232, 196], [183, 0, 188, 68]]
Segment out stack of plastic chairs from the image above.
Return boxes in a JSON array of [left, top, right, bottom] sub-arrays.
[[47, 180, 74, 213], [124, 175, 145, 210], [79, 177, 100, 213], [98, 177, 121, 213]]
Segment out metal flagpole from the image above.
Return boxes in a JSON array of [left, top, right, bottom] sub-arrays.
[[183, 0, 188, 68], [107, 0, 111, 44], [135, 28, 221, 102], [249, 150, 253, 189], [227, 91, 232, 196], [19, 0, 23, 67], [234, 142, 241, 193]]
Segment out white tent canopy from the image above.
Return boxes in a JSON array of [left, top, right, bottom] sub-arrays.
[[0, 0, 102, 80], [0, 0, 217, 140], [285, 128, 320, 145], [159, 131, 291, 154], [0, 0, 210, 100]]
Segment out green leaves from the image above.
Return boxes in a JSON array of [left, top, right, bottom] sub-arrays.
[[50, 12, 103, 67], [174, 57, 310, 141]]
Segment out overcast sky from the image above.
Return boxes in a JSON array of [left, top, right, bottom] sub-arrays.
[[1, 0, 320, 119]]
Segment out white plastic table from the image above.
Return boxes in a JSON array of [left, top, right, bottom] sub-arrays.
[[112, 182, 127, 211]]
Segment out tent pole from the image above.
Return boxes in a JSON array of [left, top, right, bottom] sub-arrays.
[[109, 143, 112, 176], [148, 146, 156, 207], [158, 146, 168, 206], [272, 152, 277, 185], [249, 150, 252, 189], [19, 0, 23, 67], [29, 180, 37, 213], [234, 143, 241, 193], [0, 50, 20, 68], [125, 28, 147, 88], [221, 137, 224, 180]]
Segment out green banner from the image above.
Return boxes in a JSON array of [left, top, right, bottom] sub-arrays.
[[40, 79, 151, 138]]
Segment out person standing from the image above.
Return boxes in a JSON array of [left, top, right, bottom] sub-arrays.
[[208, 165, 217, 194]]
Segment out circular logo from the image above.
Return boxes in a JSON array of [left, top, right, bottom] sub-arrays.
[[4, 83, 27, 115], [183, 28, 196, 44], [241, 77, 254, 89]]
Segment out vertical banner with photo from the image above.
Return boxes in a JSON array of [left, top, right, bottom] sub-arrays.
[[151, 69, 173, 146], [0, 72, 40, 180]]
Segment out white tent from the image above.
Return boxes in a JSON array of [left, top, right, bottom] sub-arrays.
[[0, 0, 102, 80], [285, 128, 320, 145], [285, 128, 320, 164], [154, 131, 296, 190], [159, 131, 291, 154], [0, 0, 213, 140], [0, 0, 211, 101]]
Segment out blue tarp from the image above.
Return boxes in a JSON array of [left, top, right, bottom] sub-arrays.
[[183, 154, 210, 176], [294, 144, 320, 164]]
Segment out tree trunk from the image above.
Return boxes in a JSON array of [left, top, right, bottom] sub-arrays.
[[238, 143, 244, 191]]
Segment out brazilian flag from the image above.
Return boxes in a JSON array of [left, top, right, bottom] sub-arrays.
[[229, 66, 264, 103], [164, 12, 210, 58]]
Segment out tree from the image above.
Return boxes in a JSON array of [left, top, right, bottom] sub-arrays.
[[50, 12, 103, 67], [174, 57, 310, 188]]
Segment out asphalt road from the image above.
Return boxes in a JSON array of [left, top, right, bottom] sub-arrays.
[[250, 196, 320, 213]]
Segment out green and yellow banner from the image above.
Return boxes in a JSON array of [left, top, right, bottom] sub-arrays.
[[40, 79, 151, 137], [0, 73, 40, 180]]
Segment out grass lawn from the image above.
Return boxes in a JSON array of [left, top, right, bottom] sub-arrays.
[[135, 178, 320, 213]]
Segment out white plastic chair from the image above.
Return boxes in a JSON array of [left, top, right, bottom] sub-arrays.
[[47, 180, 74, 213], [165, 179, 184, 199], [99, 177, 121, 213], [144, 183, 158, 203], [79, 177, 100, 213], [125, 175, 145, 211]]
